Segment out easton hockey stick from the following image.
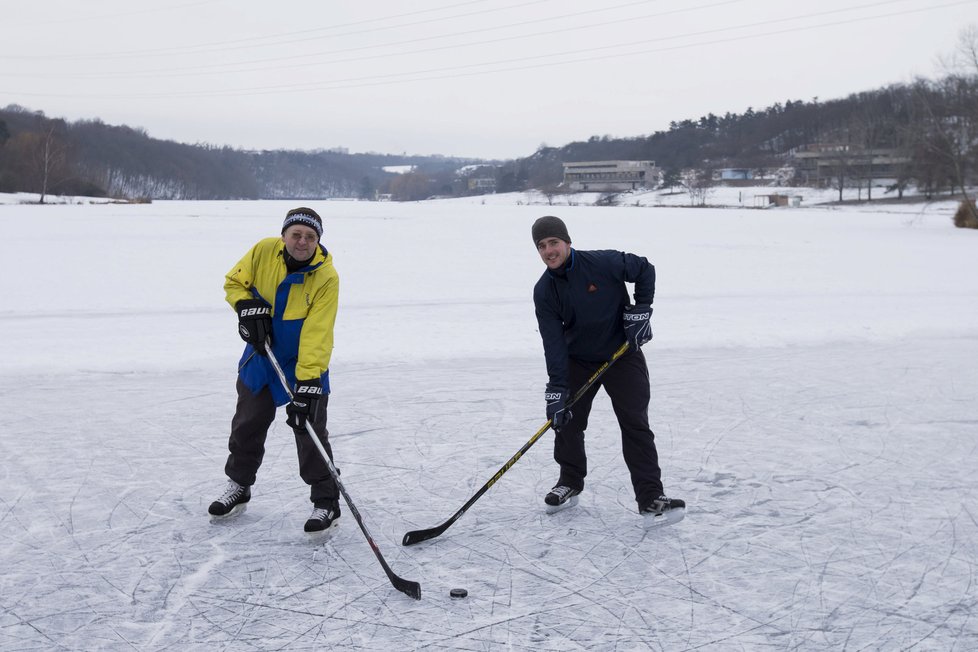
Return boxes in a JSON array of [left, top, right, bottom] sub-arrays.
[[265, 343, 421, 600], [402, 341, 631, 546]]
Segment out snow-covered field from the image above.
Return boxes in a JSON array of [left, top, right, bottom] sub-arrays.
[[1, 196, 977, 650]]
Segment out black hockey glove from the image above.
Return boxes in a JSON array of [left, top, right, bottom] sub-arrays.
[[545, 384, 573, 432], [286, 378, 323, 432], [623, 303, 653, 350], [237, 299, 272, 354]]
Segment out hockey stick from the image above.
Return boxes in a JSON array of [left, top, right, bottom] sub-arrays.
[[264, 343, 421, 600], [402, 341, 631, 546]]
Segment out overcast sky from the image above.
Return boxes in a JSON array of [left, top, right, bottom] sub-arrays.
[[2, 0, 975, 160]]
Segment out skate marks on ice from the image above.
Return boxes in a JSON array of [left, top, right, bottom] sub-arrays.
[[2, 339, 978, 649], [662, 339, 978, 650]]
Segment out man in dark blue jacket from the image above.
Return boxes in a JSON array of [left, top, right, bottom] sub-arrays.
[[532, 215, 683, 518]]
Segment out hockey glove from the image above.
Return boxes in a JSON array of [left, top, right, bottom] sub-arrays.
[[623, 303, 653, 350], [237, 299, 272, 354], [545, 384, 573, 432], [286, 378, 323, 432]]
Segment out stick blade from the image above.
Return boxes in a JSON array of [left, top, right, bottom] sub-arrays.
[[393, 577, 422, 600], [402, 525, 445, 546]]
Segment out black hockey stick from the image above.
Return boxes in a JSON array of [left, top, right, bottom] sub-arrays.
[[265, 343, 421, 600], [402, 342, 631, 546]]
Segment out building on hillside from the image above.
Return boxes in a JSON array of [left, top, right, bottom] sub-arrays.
[[712, 167, 783, 184], [468, 177, 496, 192], [791, 144, 910, 186], [713, 168, 754, 181], [562, 160, 661, 192], [754, 193, 803, 208]]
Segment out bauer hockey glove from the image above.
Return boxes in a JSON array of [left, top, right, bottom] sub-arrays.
[[286, 378, 323, 431], [545, 384, 573, 432], [237, 299, 272, 354], [623, 303, 653, 350]]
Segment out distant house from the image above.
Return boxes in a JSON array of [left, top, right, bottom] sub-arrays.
[[468, 177, 496, 191], [713, 168, 753, 181], [754, 193, 803, 208], [562, 160, 661, 192], [791, 144, 910, 186]]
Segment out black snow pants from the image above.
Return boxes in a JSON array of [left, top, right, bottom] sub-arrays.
[[224, 378, 339, 507], [552, 347, 663, 508]]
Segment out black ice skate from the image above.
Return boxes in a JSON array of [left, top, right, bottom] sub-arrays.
[[639, 495, 686, 529], [304, 504, 341, 534], [208, 480, 251, 518], [544, 485, 581, 514]]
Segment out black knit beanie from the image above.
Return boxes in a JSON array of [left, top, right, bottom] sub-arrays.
[[531, 215, 571, 245], [282, 207, 323, 238]]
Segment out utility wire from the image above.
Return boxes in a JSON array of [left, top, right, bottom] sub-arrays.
[[1, 0, 556, 60], [7, 0, 974, 99], [5, 0, 226, 27], [2, 0, 740, 79]]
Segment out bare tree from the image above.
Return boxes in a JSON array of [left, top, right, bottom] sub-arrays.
[[679, 168, 712, 206], [34, 122, 69, 203], [924, 25, 978, 222], [389, 171, 432, 201], [2, 116, 71, 202], [539, 182, 563, 206]]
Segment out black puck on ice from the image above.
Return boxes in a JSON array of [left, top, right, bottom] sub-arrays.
[[449, 588, 468, 598]]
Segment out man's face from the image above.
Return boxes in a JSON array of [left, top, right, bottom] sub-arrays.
[[282, 225, 319, 261], [536, 237, 571, 270]]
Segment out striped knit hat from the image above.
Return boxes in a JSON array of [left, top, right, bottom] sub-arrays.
[[282, 207, 323, 238]]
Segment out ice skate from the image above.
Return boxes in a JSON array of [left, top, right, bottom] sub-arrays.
[[304, 504, 341, 534], [639, 495, 685, 529], [544, 485, 581, 514], [208, 480, 251, 518]]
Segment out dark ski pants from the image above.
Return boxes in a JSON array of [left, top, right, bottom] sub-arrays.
[[224, 378, 338, 507], [552, 348, 663, 508]]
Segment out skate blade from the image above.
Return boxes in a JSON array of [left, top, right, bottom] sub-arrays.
[[642, 507, 685, 529], [545, 495, 579, 514], [209, 503, 248, 521], [305, 517, 341, 538]]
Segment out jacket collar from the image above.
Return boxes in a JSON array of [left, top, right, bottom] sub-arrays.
[[546, 248, 576, 278]]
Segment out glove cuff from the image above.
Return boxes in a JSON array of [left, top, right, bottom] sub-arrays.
[[295, 378, 323, 397], [237, 299, 271, 318]]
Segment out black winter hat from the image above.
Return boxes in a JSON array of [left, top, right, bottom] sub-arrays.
[[282, 207, 323, 238], [531, 215, 571, 245]]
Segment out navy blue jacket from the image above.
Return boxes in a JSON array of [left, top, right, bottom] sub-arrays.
[[533, 248, 655, 389]]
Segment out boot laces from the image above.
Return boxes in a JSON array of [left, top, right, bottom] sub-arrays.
[[551, 485, 574, 500], [309, 507, 334, 522], [216, 481, 245, 506]]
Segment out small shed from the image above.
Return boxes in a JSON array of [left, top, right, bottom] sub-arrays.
[[754, 194, 803, 208]]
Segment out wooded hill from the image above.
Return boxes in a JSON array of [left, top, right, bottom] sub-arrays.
[[0, 70, 975, 203], [498, 74, 977, 201], [0, 105, 485, 202]]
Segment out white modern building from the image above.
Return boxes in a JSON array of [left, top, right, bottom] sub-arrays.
[[562, 160, 662, 192]]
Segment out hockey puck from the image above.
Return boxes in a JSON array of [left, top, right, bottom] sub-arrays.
[[449, 588, 468, 598]]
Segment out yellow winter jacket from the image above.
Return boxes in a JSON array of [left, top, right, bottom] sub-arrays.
[[225, 237, 339, 404]]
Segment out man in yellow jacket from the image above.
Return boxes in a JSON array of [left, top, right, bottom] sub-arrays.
[[208, 207, 341, 533]]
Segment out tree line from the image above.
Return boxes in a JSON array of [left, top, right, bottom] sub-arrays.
[[497, 29, 978, 215], [0, 106, 483, 203], [499, 73, 976, 205], [0, 30, 975, 212]]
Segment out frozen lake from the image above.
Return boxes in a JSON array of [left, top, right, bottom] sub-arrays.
[[1, 196, 976, 650]]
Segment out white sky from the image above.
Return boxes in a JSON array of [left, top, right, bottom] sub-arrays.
[[2, 0, 976, 159]]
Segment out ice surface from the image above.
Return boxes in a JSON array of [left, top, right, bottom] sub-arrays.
[[1, 195, 976, 649]]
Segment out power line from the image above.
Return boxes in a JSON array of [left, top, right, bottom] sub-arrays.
[[1, 0, 555, 60], [5, 0, 226, 27], [2, 0, 739, 79], [6, 0, 974, 99]]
